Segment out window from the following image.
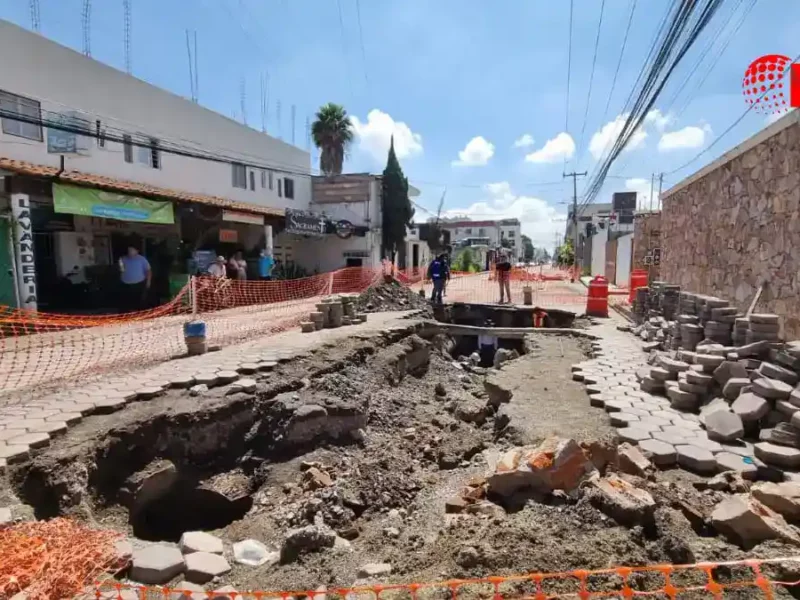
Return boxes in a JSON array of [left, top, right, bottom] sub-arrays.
[[261, 170, 267, 188], [0, 90, 42, 141], [508, 230, 515, 238], [249, 171, 256, 191], [284, 177, 294, 199], [137, 137, 160, 168], [278, 178, 283, 198], [123, 134, 133, 163], [478, 228, 486, 236], [268, 171, 274, 190], [232, 163, 247, 189], [96, 120, 105, 148], [465, 228, 472, 235]]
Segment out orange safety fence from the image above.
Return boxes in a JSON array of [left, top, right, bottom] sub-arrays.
[[87, 557, 800, 600], [0, 267, 386, 397]]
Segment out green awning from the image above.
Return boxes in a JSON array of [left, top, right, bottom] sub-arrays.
[[53, 183, 175, 224]]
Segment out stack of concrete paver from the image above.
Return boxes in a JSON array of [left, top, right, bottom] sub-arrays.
[[577, 312, 800, 484]]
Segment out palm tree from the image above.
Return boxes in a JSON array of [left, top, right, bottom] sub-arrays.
[[311, 103, 354, 176]]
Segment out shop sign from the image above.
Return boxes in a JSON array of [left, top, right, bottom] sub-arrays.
[[222, 209, 265, 226], [285, 208, 325, 237], [335, 220, 355, 239], [53, 184, 175, 224], [219, 229, 238, 243], [11, 193, 37, 310], [47, 112, 91, 156]]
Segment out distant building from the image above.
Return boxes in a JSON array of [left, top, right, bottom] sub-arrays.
[[438, 218, 522, 264]]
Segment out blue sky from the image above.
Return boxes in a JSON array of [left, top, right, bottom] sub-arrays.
[[2, 0, 798, 249]]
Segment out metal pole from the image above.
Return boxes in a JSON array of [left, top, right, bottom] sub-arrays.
[[563, 171, 587, 280], [657, 173, 664, 209], [649, 173, 655, 212]]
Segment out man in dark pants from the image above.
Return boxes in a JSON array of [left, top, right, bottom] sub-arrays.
[[427, 253, 449, 304], [119, 245, 151, 312]]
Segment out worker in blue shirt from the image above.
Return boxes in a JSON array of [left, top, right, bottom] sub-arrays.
[[427, 253, 450, 304], [258, 250, 275, 281]]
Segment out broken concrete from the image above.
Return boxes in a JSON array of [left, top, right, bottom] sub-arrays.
[[752, 482, 800, 521], [617, 443, 652, 477], [589, 474, 656, 526], [183, 552, 232, 584], [179, 531, 224, 555], [280, 524, 337, 562], [705, 410, 745, 443], [732, 392, 770, 422], [711, 495, 800, 549], [130, 544, 186, 585]]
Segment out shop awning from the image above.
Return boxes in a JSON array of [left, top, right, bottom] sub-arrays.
[[0, 156, 285, 218]]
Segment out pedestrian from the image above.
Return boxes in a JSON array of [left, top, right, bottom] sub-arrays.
[[258, 250, 275, 281], [495, 249, 512, 304], [228, 251, 248, 281], [118, 245, 151, 312], [477, 319, 497, 366], [207, 255, 227, 278], [427, 252, 449, 304]]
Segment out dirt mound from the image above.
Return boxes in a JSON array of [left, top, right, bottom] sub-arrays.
[[356, 280, 431, 314]]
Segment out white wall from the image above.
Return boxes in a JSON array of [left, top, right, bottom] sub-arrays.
[[590, 228, 608, 277], [0, 20, 311, 212], [615, 233, 634, 288]]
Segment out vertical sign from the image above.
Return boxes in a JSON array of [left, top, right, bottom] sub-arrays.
[[11, 193, 37, 310]]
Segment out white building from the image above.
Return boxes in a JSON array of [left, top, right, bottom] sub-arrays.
[[0, 19, 313, 310], [440, 218, 522, 264]]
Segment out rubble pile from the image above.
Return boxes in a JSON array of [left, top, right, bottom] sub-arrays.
[[354, 281, 431, 314]]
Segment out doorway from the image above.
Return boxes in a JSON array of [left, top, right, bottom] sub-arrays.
[[345, 258, 363, 268]]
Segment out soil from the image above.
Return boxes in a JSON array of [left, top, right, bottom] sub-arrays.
[[5, 323, 800, 599]]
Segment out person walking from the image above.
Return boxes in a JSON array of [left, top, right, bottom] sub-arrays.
[[427, 253, 449, 305], [495, 249, 512, 304], [119, 245, 151, 312], [258, 250, 275, 281], [228, 251, 248, 281]]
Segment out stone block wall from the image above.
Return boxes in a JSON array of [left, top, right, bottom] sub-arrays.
[[661, 114, 800, 338], [633, 212, 662, 281]]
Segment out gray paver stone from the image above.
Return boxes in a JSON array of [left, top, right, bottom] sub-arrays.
[[676, 444, 717, 474], [758, 362, 799, 385], [716, 452, 758, 479], [713, 361, 748, 386], [47, 412, 82, 425], [0, 444, 29, 464], [616, 427, 652, 444], [776, 400, 799, 417], [652, 430, 692, 446], [752, 377, 792, 400], [216, 370, 239, 384], [705, 410, 744, 442], [26, 421, 68, 436], [194, 374, 219, 387], [754, 442, 800, 469], [751, 482, 800, 519], [169, 375, 196, 389], [696, 354, 725, 369], [649, 367, 673, 382], [604, 399, 633, 413], [666, 387, 700, 411], [237, 362, 259, 374], [638, 438, 677, 465], [135, 386, 165, 400], [732, 392, 771, 422], [679, 380, 708, 395], [7, 432, 50, 449], [130, 544, 186, 584], [723, 378, 751, 400], [750, 313, 780, 324], [690, 437, 724, 453], [180, 531, 224, 555], [687, 371, 714, 386], [609, 412, 640, 427], [184, 551, 232, 584], [658, 357, 691, 374], [92, 397, 128, 413]]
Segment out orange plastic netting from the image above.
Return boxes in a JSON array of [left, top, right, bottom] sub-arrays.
[[0, 266, 385, 396]]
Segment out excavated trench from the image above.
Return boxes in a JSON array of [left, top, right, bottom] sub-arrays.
[[433, 302, 579, 329]]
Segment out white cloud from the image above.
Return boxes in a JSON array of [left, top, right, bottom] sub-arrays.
[[658, 124, 711, 152], [625, 177, 661, 210], [442, 182, 565, 249], [351, 109, 423, 163], [452, 136, 495, 167], [644, 109, 671, 131], [513, 134, 535, 148], [524, 132, 575, 163], [588, 114, 647, 161]]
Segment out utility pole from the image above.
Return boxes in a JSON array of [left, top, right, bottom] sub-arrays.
[[657, 173, 664, 210], [649, 173, 655, 212], [563, 171, 587, 281]]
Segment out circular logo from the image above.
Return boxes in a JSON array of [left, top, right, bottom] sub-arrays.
[[335, 220, 355, 239], [742, 54, 791, 115]]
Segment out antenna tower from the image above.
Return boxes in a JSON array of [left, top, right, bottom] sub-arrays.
[[240, 78, 247, 125], [30, 0, 40, 32], [81, 0, 92, 56], [185, 30, 197, 102], [291, 105, 296, 145], [123, 0, 132, 73]]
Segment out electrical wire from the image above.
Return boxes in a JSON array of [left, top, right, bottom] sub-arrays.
[[575, 0, 606, 166], [336, 0, 354, 100], [599, 0, 637, 133], [563, 0, 574, 164], [355, 0, 369, 86], [666, 51, 800, 176]]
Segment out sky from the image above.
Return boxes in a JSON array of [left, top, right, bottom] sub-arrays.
[[1, 0, 798, 251]]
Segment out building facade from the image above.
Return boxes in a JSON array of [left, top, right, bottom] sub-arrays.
[[0, 19, 314, 311], [440, 218, 522, 263]]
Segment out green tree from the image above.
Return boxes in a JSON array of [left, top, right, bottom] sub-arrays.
[[381, 137, 414, 261], [311, 103, 354, 175], [453, 247, 476, 272], [556, 239, 574, 266], [521, 234, 535, 262]]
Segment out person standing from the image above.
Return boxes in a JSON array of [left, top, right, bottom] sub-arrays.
[[427, 253, 449, 304], [207, 255, 227, 278], [228, 251, 248, 281], [258, 250, 275, 281], [495, 249, 512, 304], [119, 245, 151, 312]]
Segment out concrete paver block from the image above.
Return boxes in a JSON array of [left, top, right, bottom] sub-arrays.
[[92, 397, 128, 413], [604, 399, 633, 413], [676, 444, 717, 474], [732, 392, 770, 422], [169, 376, 196, 389], [638, 438, 677, 466], [180, 531, 224, 555], [705, 410, 744, 442], [723, 378, 750, 400], [0, 444, 29, 464], [215, 370, 239, 384], [184, 551, 232, 584], [652, 430, 691, 446], [6, 432, 50, 449], [666, 387, 700, 411], [758, 362, 799, 385], [130, 544, 186, 584], [47, 412, 82, 425], [26, 420, 68, 435], [609, 412, 640, 427], [716, 452, 758, 479], [617, 427, 653, 444], [752, 377, 792, 400], [755, 442, 800, 469]]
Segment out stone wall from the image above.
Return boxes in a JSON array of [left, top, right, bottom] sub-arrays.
[[633, 212, 662, 281], [661, 114, 800, 338]]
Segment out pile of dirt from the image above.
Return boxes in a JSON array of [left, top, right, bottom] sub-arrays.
[[355, 280, 431, 315]]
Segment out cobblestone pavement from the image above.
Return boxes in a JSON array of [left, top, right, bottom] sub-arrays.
[[0, 311, 416, 472], [573, 322, 757, 475]]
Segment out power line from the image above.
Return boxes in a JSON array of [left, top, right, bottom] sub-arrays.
[[336, 0, 354, 100], [667, 52, 800, 176], [564, 0, 574, 145], [355, 0, 369, 86], [576, 0, 606, 166], [599, 0, 637, 133]]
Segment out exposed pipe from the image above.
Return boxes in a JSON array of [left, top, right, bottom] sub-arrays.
[[55, 155, 65, 178]]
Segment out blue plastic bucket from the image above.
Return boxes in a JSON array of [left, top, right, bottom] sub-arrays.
[[184, 320, 206, 338]]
